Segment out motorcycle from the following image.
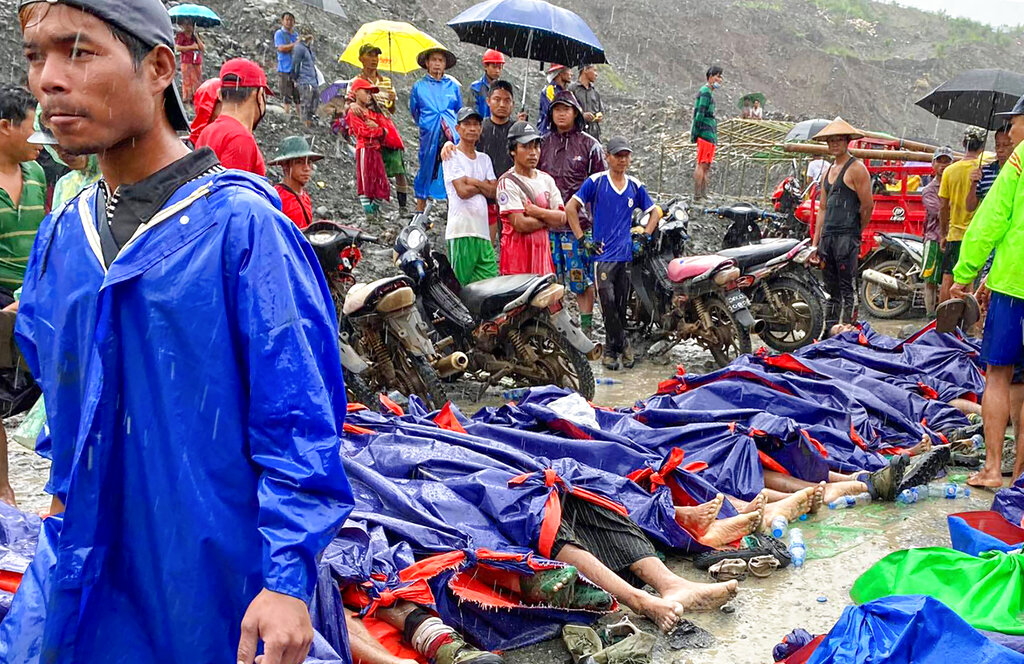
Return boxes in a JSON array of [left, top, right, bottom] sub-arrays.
[[708, 204, 827, 352], [304, 220, 467, 409], [859, 232, 925, 319], [629, 200, 764, 367], [706, 204, 803, 249], [394, 207, 600, 400]]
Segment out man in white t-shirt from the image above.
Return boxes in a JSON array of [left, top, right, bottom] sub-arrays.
[[806, 157, 829, 186], [444, 107, 498, 285]]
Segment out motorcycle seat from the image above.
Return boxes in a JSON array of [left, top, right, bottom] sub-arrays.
[[667, 255, 732, 283], [343, 276, 413, 315], [460, 274, 552, 320], [717, 239, 801, 269]]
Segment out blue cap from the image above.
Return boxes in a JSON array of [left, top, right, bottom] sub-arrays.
[[20, 0, 190, 132]]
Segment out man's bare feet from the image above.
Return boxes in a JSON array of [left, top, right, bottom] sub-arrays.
[[967, 466, 1004, 489], [698, 510, 762, 548], [807, 482, 826, 514], [662, 578, 738, 613], [821, 481, 869, 505], [674, 494, 724, 534], [761, 488, 812, 531], [906, 434, 932, 456], [739, 492, 767, 515]]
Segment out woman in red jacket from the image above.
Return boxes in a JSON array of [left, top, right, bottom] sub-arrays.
[[347, 78, 404, 220]]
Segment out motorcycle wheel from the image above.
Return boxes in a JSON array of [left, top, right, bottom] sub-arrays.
[[518, 320, 596, 400], [704, 295, 752, 368], [343, 368, 379, 411], [397, 352, 449, 411], [755, 276, 824, 352], [860, 258, 914, 319]]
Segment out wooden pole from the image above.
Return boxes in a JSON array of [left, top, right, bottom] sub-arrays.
[[780, 143, 939, 162], [857, 130, 950, 154]]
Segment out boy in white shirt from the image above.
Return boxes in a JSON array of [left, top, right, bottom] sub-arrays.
[[443, 106, 498, 285]]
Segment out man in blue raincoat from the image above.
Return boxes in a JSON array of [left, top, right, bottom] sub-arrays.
[[410, 46, 462, 211], [5, 1, 354, 663]]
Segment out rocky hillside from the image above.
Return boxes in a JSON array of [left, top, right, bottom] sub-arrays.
[[2, 0, 1023, 250]]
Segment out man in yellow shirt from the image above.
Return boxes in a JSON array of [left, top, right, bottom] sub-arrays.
[[938, 125, 987, 302]]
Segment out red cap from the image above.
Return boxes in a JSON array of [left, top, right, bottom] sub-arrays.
[[219, 58, 274, 95], [482, 49, 506, 65], [349, 78, 380, 94]]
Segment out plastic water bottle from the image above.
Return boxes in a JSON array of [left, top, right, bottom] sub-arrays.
[[770, 515, 789, 538], [788, 528, 806, 568], [827, 492, 872, 510], [896, 488, 919, 505], [595, 377, 621, 385], [968, 434, 985, 450], [943, 483, 971, 499]]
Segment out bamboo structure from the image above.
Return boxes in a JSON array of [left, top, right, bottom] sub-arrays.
[[781, 143, 937, 162]]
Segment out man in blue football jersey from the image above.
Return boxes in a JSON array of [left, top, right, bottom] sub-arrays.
[[566, 136, 661, 370]]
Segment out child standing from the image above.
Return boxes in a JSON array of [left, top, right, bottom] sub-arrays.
[[347, 77, 402, 220], [566, 137, 661, 370]]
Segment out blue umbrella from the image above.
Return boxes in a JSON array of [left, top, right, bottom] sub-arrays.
[[447, 0, 605, 107], [168, 4, 222, 28]]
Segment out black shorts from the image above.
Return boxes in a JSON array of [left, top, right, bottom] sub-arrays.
[[278, 73, 300, 104], [941, 240, 962, 275], [551, 494, 656, 587]]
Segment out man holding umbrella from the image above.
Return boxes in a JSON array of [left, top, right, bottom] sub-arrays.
[[410, 46, 462, 211]]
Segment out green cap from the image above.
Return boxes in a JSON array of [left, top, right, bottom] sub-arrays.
[[269, 136, 325, 166]]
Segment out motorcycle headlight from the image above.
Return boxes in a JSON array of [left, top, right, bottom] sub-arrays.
[[406, 228, 428, 251], [673, 208, 687, 221], [307, 230, 336, 246]]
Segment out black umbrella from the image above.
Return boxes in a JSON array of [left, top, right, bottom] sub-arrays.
[[295, 0, 347, 19], [785, 118, 831, 142], [915, 69, 1024, 130]]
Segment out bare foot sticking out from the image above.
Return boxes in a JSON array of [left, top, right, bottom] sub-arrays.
[[821, 481, 869, 505], [698, 509, 762, 548], [661, 578, 739, 613], [674, 494, 724, 534], [740, 492, 767, 515], [635, 594, 685, 632], [760, 488, 811, 531], [808, 482, 826, 514], [906, 434, 932, 457]]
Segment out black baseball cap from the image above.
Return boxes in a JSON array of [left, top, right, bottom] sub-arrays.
[[20, 0, 190, 132], [507, 121, 541, 144], [607, 137, 632, 154], [456, 106, 483, 124]]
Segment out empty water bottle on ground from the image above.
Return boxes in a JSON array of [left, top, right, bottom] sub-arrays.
[[770, 515, 789, 538], [595, 377, 621, 385], [943, 483, 971, 499], [827, 492, 872, 510], [788, 528, 806, 568], [502, 387, 529, 401], [896, 488, 919, 505]]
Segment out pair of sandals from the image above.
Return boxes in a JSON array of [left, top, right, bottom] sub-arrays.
[[935, 293, 980, 334], [707, 555, 780, 581]]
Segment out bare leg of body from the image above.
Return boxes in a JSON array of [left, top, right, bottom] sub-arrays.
[[346, 610, 419, 664], [679, 506, 762, 548], [969, 364, 1013, 488], [555, 545, 736, 633], [949, 398, 983, 417], [1012, 384, 1024, 480], [673, 494, 724, 533], [760, 486, 815, 528], [764, 471, 864, 506]]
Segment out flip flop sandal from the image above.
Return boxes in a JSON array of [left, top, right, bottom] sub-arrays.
[[602, 616, 641, 644], [962, 293, 980, 330], [691, 533, 792, 570], [666, 619, 715, 650], [897, 445, 952, 492], [707, 558, 747, 581], [935, 298, 966, 333], [569, 585, 615, 612], [747, 555, 781, 578]]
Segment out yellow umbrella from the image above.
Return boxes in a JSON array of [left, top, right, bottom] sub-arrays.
[[340, 20, 444, 74]]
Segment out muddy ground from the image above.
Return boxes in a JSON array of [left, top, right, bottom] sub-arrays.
[[3, 317, 992, 663]]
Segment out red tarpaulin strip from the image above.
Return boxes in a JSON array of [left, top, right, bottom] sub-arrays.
[[571, 487, 630, 518], [379, 393, 404, 416], [759, 450, 790, 475], [343, 422, 375, 435], [434, 403, 467, 433], [547, 418, 594, 440], [800, 429, 830, 458], [850, 425, 868, 450], [365, 579, 436, 615], [346, 402, 369, 412], [537, 490, 561, 558], [763, 353, 817, 375], [0, 570, 21, 594], [917, 382, 940, 400]]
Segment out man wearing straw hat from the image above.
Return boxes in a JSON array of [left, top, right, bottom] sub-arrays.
[[270, 135, 324, 229], [409, 45, 461, 211], [811, 117, 874, 333]]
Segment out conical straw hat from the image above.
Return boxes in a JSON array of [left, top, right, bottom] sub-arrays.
[[812, 116, 865, 141]]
